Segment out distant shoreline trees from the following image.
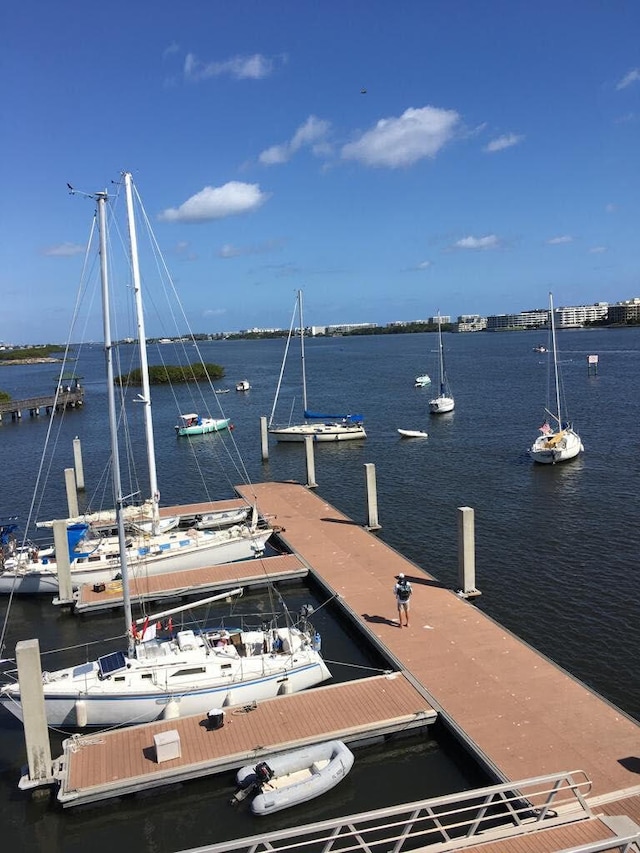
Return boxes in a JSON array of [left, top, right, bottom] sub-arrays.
[[116, 362, 225, 385]]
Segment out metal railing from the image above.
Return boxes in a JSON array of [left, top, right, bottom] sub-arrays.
[[181, 770, 595, 853]]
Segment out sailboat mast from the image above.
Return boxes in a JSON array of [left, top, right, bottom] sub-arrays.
[[298, 289, 308, 414], [123, 172, 160, 532], [549, 292, 562, 427], [438, 314, 445, 394], [96, 190, 134, 654]]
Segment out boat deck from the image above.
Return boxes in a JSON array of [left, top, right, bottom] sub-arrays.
[[55, 673, 434, 806], [74, 553, 307, 613]]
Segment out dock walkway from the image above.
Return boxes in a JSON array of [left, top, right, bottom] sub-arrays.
[[39, 482, 640, 847]]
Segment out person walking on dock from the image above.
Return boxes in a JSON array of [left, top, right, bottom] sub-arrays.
[[394, 572, 412, 627]]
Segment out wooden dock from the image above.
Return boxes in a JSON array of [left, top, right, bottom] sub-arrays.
[[54, 674, 434, 806], [22, 482, 640, 847], [73, 553, 308, 613]]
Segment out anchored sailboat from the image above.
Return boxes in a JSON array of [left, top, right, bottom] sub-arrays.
[[428, 314, 454, 414], [268, 290, 366, 442], [529, 292, 584, 464]]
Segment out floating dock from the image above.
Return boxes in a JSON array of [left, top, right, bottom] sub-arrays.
[[16, 482, 640, 848]]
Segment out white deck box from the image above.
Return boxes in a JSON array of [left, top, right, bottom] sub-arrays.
[[154, 729, 181, 763]]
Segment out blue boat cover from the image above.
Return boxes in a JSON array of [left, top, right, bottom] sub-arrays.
[[67, 522, 93, 559], [304, 411, 364, 423]]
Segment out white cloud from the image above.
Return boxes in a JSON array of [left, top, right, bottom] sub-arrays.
[[588, 246, 607, 254], [453, 235, 500, 250], [159, 182, 269, 223], [547, 235, 573, 245], [417, 260, 432, 269], [341, 106, 460, 168], [616, 69, 640, 90], [184, 52, 276, 82], [259, 116, 331, 165], [484, 133, 524, 153], [203, 308, 227, 317], [605, 203, 616, 213], [44, 242, 85, 257]]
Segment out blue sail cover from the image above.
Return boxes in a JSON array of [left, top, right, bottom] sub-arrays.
[[304, 411, 364, 423], [67, 522, 92, 559]]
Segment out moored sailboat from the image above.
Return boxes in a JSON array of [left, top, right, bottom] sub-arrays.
[[529, 292, 584, 464], [0, 185, 331, 728], [428, 314, 454, 414], [0, 174, 272, 595], [268, 290, 366, 442]]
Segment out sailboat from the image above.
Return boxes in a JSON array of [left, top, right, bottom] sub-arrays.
[[529, 293, 584, 464], [0, 185, 331, 729], [0, 174, 272, 595], [268, 290, 366, 442], [428, 315, 454, 414]]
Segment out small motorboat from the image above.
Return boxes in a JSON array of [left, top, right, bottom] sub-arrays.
[[175, 413, 231, 436], [232, 740, 354, 816], [414, 374, 431, 387], [397, 429, 428, 438], [236, 380, 251, 392], [533, 345, 547, 353]]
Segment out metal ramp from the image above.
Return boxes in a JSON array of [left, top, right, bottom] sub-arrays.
[[176, 770, 621, 853]]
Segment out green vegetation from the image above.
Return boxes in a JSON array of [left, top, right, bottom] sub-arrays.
[[116, 362, 225, 385], [0, 345, 63, 360], [0, 391, 11, 402]]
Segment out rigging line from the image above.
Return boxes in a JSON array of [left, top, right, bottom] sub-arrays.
[[0, 213, 101, 657], [269, 291, 298, 427], [320, 661, 393, 674]]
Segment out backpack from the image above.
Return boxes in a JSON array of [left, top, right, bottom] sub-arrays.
[[397, 581, 411, 601]]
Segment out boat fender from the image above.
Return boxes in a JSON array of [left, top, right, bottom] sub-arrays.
[[75, 699, 88, 728]]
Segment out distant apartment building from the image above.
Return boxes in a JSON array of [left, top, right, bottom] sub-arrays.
[[486, 310, 548, 330], [455, 314, 487, 332], [607, 298, 640, 324], [554, 303, 608, 327], [428, 315, 451, 325]]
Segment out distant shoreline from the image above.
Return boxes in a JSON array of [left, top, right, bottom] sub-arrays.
[[0, 358, 62, 366]]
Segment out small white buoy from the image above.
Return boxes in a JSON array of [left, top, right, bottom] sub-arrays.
[[74, 699, 88, 728]]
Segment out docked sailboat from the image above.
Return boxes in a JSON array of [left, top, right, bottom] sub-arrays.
[[0, 174, 272, 595], [0, 184, 331, 728], [428, 315, 454, 414], [0, 590, 331, 728], [529, 293, 584, 464], [268, 290, 366, 442]]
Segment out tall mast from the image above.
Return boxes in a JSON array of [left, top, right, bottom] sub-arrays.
[[438, 313, 445, 394], [123, 172, 160, 532], [298, 289, 308, 414], [549, 292, 562, 427], [96, 190, 134, 654]]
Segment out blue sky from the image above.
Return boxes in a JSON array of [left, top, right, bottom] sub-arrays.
[[2, 1, 639, 343]]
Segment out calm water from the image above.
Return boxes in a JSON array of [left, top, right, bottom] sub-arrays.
[[1, 328, 638, 851]]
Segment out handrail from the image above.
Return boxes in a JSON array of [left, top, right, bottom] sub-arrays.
[[180, 770, 593, 853]]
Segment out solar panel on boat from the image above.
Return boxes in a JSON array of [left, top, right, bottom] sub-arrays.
[[98, 651, 127, 678]]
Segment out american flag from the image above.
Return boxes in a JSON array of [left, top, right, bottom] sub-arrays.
[[539, 421, 552, 434]]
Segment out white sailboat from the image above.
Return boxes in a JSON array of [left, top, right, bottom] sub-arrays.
[[0, 186, 331, 729], [529, 293, 584, 464], [0, 174, 272, 595], [428, 315, 454, 414], [268, 290, 367, 442]]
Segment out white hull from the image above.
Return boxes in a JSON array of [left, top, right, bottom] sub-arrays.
[[529, 429, 584, 464], [414, 374, 431, 387], [397, 429, 428, 438], [0, 526, 273, 595], [236, 740, 354, 816], [0, 626, 331, 728], [269, 423, 366, 442], [428, 395, 455, 414]]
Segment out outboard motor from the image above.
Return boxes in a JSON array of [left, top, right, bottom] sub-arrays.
[[230, 761, 274, 806]]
